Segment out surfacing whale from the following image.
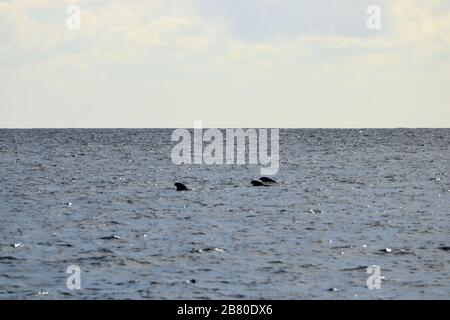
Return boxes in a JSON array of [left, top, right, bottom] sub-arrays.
[[251, 180, 265, 186], [251, 177, 277, 186], [259, 177, 277, 184], [174, 182, 189, 191]]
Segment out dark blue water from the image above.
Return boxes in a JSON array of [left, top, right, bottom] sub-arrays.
[[0, 129, 448, 299]]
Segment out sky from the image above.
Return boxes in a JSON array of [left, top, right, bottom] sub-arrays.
[[0, 0, 449, 128]]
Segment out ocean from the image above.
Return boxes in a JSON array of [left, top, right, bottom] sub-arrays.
[[0, 129, 448, 299]]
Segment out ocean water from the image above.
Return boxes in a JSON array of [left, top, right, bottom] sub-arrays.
[[0, 129, 448, 300]]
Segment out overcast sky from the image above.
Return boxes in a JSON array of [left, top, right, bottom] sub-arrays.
[[1, 0, 449, 128]]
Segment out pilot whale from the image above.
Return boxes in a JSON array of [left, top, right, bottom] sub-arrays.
[[174, 182, 189, 191], [251, 177, 277, 186], [259, 177, 276, 184]]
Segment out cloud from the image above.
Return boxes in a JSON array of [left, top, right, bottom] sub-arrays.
[[197, 0, 391, 39], [390, 0, 450, 60], [0, 0, 449, 127], [1, 0, 448, 68]]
